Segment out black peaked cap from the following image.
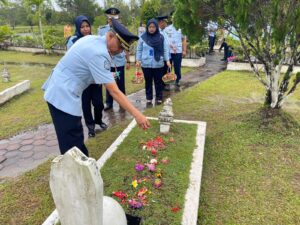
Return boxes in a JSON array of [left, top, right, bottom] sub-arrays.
[[111, 18, 139, 51], [105, 7, 120, 15], [156, 15, 168, 21]]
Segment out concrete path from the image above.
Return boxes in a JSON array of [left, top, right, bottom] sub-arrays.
[[0, 53, 226, 180]]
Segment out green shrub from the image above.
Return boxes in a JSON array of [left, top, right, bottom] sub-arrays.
[[11, 35, 43, 48], [0, 25, 13, 43], [43, 27, 65, 50]]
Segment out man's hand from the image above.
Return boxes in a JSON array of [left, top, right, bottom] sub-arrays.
[[135, 113, 151, 130], [166, 61, 171, 68], [182, 51, 186, 58]]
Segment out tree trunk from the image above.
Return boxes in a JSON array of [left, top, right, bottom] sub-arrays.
[[38, 5, 44, 49], [265, 69, 281, 109]]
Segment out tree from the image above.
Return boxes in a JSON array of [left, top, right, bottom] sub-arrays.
[[174, 0, 300, 109], [0, 0, 7, 6], [55, 0, 101, 24], [140, 0, 160, 23], [24, 0, 48, 48]]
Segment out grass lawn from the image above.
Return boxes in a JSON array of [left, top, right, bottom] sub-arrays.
[[0, 50, 62, 65], [0, 50, 192, 139], [1, 69, 299, 223]]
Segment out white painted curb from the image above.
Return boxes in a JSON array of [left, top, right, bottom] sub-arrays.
[[182, 57, 206, 67], [0, 80, 30, 105], [227, 62, 300, 74], [43, 118, 206, 225]]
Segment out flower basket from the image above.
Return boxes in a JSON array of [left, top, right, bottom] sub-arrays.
[[162, 68, 176, 84], [132, 68, 144, 84]]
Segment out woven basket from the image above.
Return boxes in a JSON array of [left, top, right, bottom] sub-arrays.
[[131, 68, 144, 84], [162, 69, 176, 84]]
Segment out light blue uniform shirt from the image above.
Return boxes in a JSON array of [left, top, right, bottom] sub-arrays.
[[66, 36, 77, 50], [207, 21, 218, 37], [136, 36, 169, 68], [98, 24, 126, 67], [164, 24, 183, 54], [160, 28, 170, 57], [42, 35, 114, 117]]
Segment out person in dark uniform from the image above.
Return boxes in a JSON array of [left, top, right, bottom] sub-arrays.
[[156, 15, 170, 91], [99, 7, 130, 111], [66, 15, 107, 138], [42, 18, 150, 157]]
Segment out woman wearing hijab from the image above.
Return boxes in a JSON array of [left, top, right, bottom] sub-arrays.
[[66, 15, 107, 138], [136, 18, 171, 105]]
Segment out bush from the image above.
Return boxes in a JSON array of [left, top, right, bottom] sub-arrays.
[[11, 35, 43, 48], [0, 25, 13, 44], [43, 27, 65, 50]]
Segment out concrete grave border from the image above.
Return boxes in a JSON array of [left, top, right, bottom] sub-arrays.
[[0, 80, 30, 105], [227, 62, 300, 74], [43, 118, 206, 225]]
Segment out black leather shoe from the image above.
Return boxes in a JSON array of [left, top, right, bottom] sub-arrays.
[[156, 100, 163, 105], [104, 105, 113, 111], [88, 130, 95, 138], [99, 122, 108, 129]]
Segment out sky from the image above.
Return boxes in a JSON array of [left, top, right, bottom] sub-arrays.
[[51, 0, 130, 11], [96, 0, 130, 8]]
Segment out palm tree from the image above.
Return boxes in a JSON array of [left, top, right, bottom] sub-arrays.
[[0, 0, 7, 5]]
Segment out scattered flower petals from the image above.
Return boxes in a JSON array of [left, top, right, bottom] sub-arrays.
[[147, 163, 156, 172], [171, 206, 181, 213], [128, 199, 144, 209], [137, 187, 148, 197], [112, 191, 128, 204], [168, 137, 174, 142], [150, 158, 158, 164], [155, 172, 162, 178], [161, 157, 170, 164], [154, 178, 162, 188], [132, 179, 138, 188], [135, 163, 145, 171], [113, 191, 128, 199], [151, 148, 158, 156]]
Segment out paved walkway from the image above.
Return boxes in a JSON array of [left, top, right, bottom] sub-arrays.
[[0, 53, 226, 180]]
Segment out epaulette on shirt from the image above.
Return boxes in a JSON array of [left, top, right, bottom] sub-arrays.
[[99, 25, 108, 29]]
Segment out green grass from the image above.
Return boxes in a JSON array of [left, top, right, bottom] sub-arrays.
[[1, 66, 299, 224], [0, 50, 61, 65], [101, 120, 197, 224], [0, 64, 53, 139]]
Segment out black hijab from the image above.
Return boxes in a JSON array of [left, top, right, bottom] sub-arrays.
[[141, 19, 164, 61]]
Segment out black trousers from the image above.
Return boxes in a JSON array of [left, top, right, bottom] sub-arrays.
[[47, 102, 89, 156], [208, 35, 216, 53], [170, 53, 182, 84], [106, 66, 125, 106], [142, 67, 164, 101], [82, 84, 104, 131]]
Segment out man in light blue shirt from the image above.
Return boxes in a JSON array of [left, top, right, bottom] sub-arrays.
[[42, 19, 150, 157], [207, 21, 218, 53], [98, 7, 130, 111], [164, 13, 187, 87]]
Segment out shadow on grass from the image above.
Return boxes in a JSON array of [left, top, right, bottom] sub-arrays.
[[238, 107, 300, 135]]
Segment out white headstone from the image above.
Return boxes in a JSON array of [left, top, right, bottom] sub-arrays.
[[158, 98, 174, 134], [49, 147, 103, 225]]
